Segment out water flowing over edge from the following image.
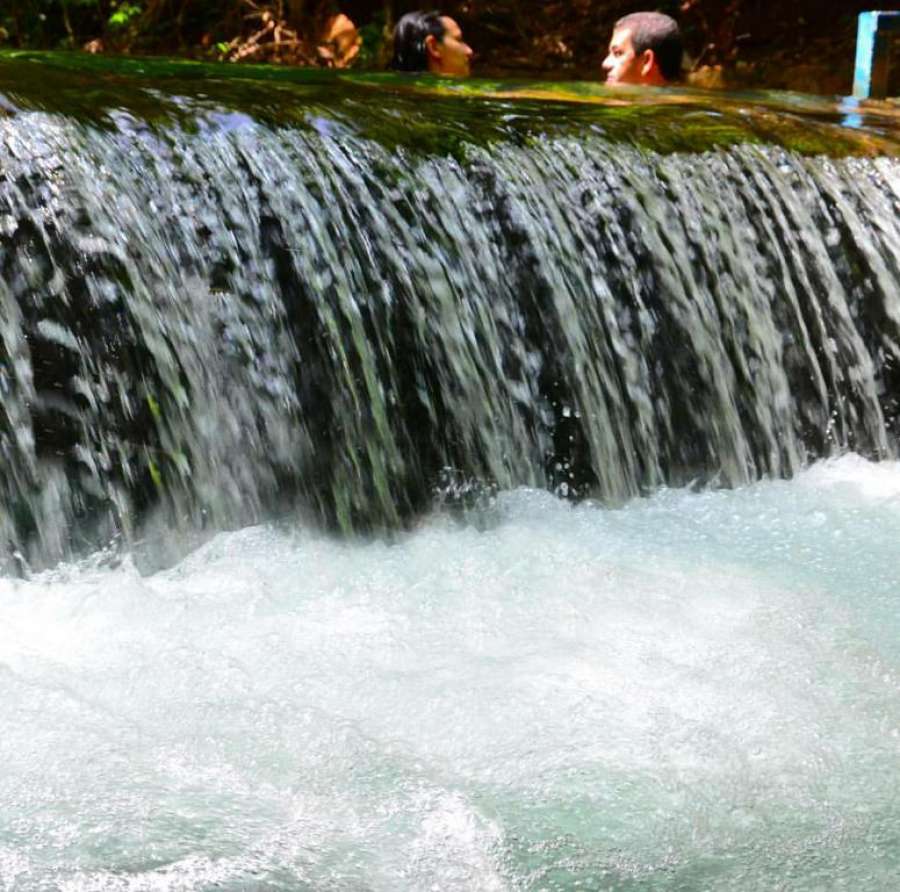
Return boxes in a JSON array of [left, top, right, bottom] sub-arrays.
[[0, 62, 899, 571]]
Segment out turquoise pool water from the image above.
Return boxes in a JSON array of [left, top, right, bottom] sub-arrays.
[[2, 456, 898, 890]]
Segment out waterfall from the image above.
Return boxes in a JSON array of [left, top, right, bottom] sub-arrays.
[[2, 57, 900, 892], [1, 56, 899, 568]]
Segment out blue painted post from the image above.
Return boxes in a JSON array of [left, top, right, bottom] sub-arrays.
[[854, 11, 900, 99]]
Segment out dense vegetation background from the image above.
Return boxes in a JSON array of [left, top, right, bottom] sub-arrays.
[[0, 0, 894, 94]]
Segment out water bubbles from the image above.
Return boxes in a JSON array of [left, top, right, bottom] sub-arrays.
[[3, 464, 900, 886]]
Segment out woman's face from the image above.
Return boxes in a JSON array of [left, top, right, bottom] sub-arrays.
[[428, 17, 473, 77]]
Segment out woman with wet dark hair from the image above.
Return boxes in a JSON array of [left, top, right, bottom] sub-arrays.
[[390, 10, 473, 77]]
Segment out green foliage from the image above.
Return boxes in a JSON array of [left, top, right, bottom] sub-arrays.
[[108, 2, 141, 30], [355, 9, 387, 69]]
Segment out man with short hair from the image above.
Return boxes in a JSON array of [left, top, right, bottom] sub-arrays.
[[602, 12, 683, 86]]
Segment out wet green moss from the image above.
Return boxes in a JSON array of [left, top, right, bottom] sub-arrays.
[[0, 49, 897, 158]]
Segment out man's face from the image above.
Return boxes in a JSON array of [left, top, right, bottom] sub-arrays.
[[430, 17, 473, 77], [602, 28, 644, 86]]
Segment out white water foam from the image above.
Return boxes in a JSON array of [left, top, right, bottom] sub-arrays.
[[1, 455, 899, 890]]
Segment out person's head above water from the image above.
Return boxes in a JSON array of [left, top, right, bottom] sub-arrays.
[[390, 10, 473, 77], [602, 11, 683, 86]]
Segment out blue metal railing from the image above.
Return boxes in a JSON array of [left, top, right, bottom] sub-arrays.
[[854, 11, 900, 99]]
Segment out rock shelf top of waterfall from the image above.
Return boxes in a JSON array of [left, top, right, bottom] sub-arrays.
[[1, 50, 899, 157]]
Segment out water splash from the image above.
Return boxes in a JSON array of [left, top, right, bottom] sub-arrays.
[[1, 456, 898, 889]]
